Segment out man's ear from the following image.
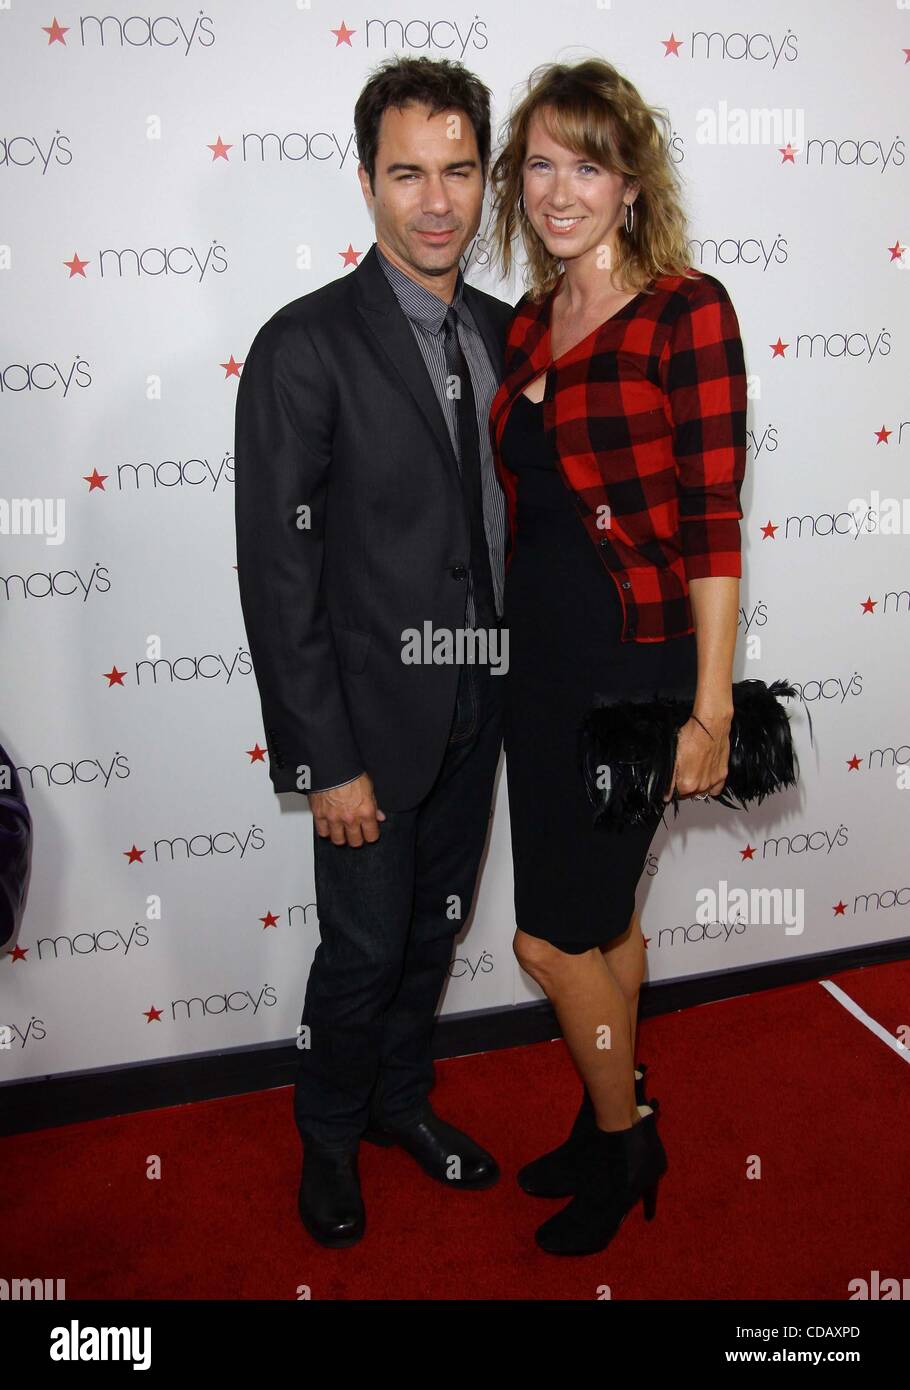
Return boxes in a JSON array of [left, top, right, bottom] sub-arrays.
[[357, 162, 374, 209]]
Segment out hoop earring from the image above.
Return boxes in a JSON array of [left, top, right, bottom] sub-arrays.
[[517, 192, 526, 218], [623, 200, 635, 234]]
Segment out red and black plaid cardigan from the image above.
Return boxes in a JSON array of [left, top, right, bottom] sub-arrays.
[[489, 268, 747, 642]]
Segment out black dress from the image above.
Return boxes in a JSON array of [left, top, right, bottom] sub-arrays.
[[501, 390, 698, 952]]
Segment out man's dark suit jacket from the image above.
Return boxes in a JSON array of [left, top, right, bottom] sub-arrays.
[[234, 242, 514, 810]]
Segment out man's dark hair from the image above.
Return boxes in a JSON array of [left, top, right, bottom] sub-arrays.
[[354, 56, 492, 190]]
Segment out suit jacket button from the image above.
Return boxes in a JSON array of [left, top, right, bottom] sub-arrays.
[[451, 564, 467, 579]]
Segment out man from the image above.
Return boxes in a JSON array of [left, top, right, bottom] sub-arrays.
[[234, 56, 513, 1248]]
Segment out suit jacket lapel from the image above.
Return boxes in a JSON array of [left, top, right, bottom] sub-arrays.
[[353, 244, 463, 488]]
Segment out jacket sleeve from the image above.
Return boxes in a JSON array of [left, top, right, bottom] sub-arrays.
[[234, 314, 364, 795], [660, 274, 748, 580]]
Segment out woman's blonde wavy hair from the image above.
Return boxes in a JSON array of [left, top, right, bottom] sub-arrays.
[[487, 58, 695, 302]]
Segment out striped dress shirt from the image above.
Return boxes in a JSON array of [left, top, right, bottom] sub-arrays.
[[375, 243, 507, 627]]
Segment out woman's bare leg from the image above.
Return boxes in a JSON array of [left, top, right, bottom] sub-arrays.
[[600, 910, 645, 1059], [514, 928, 639, 1131]]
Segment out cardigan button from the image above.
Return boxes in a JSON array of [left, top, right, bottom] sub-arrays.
[[599, 538, 609, 548], [451, 565, 468, 580], [621, 580, 631, 590]]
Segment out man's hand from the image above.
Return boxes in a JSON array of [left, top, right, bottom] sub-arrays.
[[309, 773, 386, 847]]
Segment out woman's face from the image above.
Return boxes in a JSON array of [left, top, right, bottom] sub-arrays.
[[521, 108, 636, 273]]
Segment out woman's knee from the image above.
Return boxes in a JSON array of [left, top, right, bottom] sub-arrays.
[[513, 928, 593, 982]]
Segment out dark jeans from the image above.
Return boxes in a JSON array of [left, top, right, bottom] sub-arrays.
[[294, 659, 504, 1150]]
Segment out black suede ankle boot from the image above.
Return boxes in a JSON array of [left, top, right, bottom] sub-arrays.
[[534, 1103, 667, 1256], [517, 1064, 652, 1198]]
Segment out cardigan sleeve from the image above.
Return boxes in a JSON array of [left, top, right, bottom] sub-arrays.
[[660, 273, 748, 580]]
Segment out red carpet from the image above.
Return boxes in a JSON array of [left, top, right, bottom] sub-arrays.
[[2, 960, 908, 1300]]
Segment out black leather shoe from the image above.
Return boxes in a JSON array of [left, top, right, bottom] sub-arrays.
[[362, 1105, 500, 1189], [298, 1141, 365, 1248]]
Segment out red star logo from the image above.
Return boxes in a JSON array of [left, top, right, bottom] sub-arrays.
[[84, 468, 108, 491], [331, 20, 356, 46], [740, 844, 756, 860], [124, 844, 146, 863], [339, 243, 362, 267], [104, 666, 126, 686], [221, 355, 243, 378], [770, 337, 788, 358], [42, 17, 69, 43], [832, 901, 847, 916], [144, 1006, 163, 1023], [9, 944, 28, 962], [662, 33, 683, 56], [642, 935, 650, 950], [64, 253, 89, 278], [903, 49, 910, 64], [761, 520, 778, 540], [874, 425, 892, 444], [846, 755, 862, 771], [779, 144, 797, 164], [860, 595, 877, 614], [888, 240, 906, 263], [207, 135, 233, 161], [260, 911, 280, 929], [247, 743, 266, 763]]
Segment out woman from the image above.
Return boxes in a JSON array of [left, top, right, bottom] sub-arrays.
[[486, 58, 747, 1255]]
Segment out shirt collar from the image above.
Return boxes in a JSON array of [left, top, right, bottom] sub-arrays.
[[375, 241, 466, 333]]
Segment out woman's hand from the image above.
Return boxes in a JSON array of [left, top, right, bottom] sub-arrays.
[[663, 713, 731, 802]]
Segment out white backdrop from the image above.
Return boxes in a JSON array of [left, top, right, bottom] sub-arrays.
[[2, 0, 908, 1081]]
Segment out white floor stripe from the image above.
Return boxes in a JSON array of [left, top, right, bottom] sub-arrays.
[[820, 979, 910, 1063]]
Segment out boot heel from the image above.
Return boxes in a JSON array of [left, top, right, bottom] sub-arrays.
[[642, 1179, 659, 1221]]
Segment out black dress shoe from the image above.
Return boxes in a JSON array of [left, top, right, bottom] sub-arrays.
[[363, 1105, 500, 1189], [298, 1141, 365, 1248]]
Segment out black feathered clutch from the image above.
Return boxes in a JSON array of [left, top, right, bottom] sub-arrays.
[[0, 738, 32, 949], [578, 679, 809, 830]]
